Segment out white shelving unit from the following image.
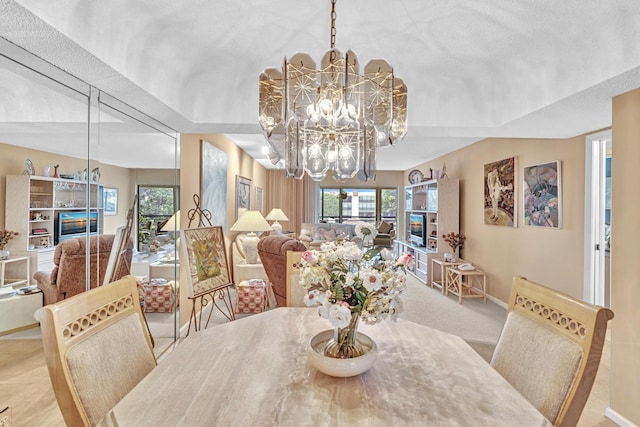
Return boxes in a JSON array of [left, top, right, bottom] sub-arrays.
[[5, 175, 103, 276], [396, 178, 460, 284]]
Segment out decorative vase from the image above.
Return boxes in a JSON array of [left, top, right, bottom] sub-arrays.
[[444, 251, 457, 262], [0, 249, 9, 260], [324, 313, 365, 358], [41, 166, 51, 177], [362, 234, 373, 248], [53, 165, 59, 178], [307, 324, 378, 377]]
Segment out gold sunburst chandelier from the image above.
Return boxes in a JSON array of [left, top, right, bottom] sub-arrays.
[[258, 0, 407, 182]]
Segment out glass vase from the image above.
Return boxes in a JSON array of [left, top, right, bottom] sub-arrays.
[[323, 313, 365, 359], [0, 249, 9, 260]]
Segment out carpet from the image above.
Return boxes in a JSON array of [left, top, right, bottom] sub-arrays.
[[1, 275, 506, 361]]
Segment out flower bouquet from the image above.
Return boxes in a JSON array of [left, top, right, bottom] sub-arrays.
[[442, 232, 466, 261], [300, 241, 414, 360]]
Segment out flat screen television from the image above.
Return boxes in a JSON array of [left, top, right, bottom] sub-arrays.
[[409, 213, 426, 247], [55, 210, 98, 244]]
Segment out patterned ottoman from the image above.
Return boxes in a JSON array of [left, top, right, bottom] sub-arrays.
[[235, 279, 268, 314], [141, 279, 179, 313]]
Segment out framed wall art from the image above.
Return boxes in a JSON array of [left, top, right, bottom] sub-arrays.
[[103, 187, 118, 216], [200, 140, 228, 228], [180, 226, 232, 297], [523, 160, 562, 228], [255, 186, 263, 214], [484, 156, 517, 227], [236, 175, 251, 219]]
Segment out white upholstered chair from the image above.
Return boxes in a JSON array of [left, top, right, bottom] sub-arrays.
[[490, 276, 613, 426], [286, 251, 307, 307], [35, 275, 157, 426]]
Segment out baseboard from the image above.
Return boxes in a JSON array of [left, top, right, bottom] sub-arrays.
[[605, 407, 638, 427], [486, 294, 507, 309]]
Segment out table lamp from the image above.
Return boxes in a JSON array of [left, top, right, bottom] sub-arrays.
[[160, 210, 180, 260], [265, 208, 288, 234], [229, 210, 272, 264]]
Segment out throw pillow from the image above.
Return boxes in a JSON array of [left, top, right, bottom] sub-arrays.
[[377, 221, 393, 234], [312, 225, 329, 240], [323, 229, 337, 241]]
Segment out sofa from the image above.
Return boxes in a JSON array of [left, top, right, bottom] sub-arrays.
[[34, 235, 133, 305], [298, 223, 363, 249]]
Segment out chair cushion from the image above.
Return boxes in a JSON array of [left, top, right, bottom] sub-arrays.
[[377, 221, 393, 234], [66, 312, 156, 426], [490, 311, 582, 423]]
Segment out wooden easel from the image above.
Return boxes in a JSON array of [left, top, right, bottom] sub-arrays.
[[184, 194, 236, 335]]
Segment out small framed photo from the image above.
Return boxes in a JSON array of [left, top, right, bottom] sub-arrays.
[[236, 175, 251, 219], [104, 187, 118, 216]]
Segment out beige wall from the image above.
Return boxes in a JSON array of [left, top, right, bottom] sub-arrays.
[[407, 136, 586, 303], [610, 88, 640, 425], [178, 134, 268, 325]]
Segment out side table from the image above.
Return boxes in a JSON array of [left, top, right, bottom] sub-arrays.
[[431, 258, 468, 294], [0, 256, 30, 288], [445, 267, 487, 304]]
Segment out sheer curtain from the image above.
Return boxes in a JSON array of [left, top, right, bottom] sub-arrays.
[[266, 171, 317, 235]]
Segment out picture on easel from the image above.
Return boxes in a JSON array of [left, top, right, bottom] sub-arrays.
[[180, 226, 231, 298]]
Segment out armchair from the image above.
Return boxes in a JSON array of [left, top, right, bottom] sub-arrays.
[[34, 235, 133, 305], [257, 235, 306, 307], [372, 221, 396, 247]]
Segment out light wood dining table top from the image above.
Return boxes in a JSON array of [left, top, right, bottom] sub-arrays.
[[100, 307, 551, 427]]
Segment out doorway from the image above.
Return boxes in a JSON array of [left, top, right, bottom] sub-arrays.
[[584, 130, 612, 307]]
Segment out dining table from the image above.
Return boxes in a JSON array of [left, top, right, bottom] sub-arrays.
[[99, 307, 551, 426]]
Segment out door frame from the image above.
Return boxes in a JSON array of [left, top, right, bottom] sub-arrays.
[[583, 130, 611, 306]]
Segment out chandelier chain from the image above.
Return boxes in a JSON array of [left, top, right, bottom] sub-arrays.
[[330, 0, 337, 49]]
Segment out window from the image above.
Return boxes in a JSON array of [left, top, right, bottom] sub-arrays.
[[320, 187, 397, 226], [138, 185, 179, 251]]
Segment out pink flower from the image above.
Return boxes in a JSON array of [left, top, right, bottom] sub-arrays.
[[397, 252, 414, 266], [301, 250, 317, 264]]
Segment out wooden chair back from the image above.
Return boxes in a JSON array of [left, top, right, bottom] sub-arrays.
[[35, 275, 156, 426], [491, 276, 613, 426], [286, 251, 307, 307]]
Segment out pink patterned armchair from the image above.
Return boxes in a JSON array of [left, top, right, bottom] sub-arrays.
[[34, 235, 133, 305], [257, 235, 306, 307]]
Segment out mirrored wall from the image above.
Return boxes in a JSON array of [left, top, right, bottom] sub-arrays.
[[0, 39, 180, 356]]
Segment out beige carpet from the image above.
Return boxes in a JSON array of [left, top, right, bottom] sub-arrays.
[[3, 275, 506, 362]]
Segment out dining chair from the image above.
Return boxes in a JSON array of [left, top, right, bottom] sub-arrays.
[[286, 251, 307, 307], [490, 276, 614, 427], [35, 275, 157, 427]]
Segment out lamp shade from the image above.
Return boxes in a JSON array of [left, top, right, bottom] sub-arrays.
[[230, 210, 272, 233], [265, 208, 288, 222], [160, 210, 180, 232]]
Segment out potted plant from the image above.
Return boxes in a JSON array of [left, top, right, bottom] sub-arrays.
[[442, 232, 466, 262]]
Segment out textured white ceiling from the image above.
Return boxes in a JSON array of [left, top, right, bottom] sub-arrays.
[[1, 0, 640, 170]]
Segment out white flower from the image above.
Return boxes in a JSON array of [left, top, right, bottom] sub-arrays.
[[318, 301, 332, 319], [361, 268, 383, 292], [354, 222, 378, 239], [328, 303, 352, 328], [304, 289, 323, 307], [380, 248, 394, 261]]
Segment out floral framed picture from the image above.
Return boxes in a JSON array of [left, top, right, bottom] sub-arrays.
[[523, 160, 562, 228], [180, 226, 232, 297], [103, 187, 118, 216], [484, 157, 517, 227], [236, 175, 251, 219]]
